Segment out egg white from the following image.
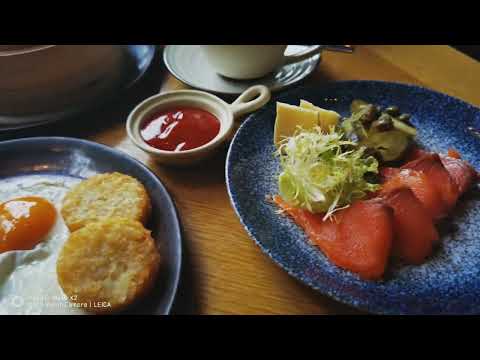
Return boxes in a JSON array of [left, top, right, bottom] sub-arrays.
[[0, 175, 87, 315]]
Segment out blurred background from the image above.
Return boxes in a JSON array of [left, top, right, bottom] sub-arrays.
[[453, 45, 480, 61]]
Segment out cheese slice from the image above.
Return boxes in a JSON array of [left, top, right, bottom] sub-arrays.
[[300, 100, 340, 132], [274, 102, 318, 147]]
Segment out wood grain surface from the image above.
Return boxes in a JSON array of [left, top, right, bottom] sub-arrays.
[[3, 45, 480, 314]]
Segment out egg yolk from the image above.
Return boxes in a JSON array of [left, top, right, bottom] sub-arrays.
[[0, 197, 56, 254]]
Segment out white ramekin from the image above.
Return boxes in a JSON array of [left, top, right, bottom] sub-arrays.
[[126, 85, 271, 166]]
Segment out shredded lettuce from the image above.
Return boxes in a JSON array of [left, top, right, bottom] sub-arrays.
[[276, 126, 380, 220]]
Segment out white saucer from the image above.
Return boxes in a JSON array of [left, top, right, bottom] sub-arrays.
[[163, 45, 321, 96]]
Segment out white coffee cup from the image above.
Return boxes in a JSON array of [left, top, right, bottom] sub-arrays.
[[202, 45, 322, 80]]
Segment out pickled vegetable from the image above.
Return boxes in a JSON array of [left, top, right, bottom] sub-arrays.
[[351, 99, 369, 113], [392, 119, 417, 137], [385, 106, 400, 116], [343, 100, 417, 162], [360, 130, 410, 162], [398, 113, 411, 122]]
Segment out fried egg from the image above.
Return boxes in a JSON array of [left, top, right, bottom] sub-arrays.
[[0, 175, 88, 315]]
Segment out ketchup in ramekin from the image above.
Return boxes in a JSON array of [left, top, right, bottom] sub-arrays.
[[140, 107, 220, 152]]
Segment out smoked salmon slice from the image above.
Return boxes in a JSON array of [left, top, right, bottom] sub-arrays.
[[401, 153, 459, 211], [273, 196, 393, 280], [404, 147, 429, 162], [380, 167, 401, 182], [440, 155, 477, 196], [381, 188, 439, 264], [271, 147, 477, 280], [403, 148, 475, 195], [273, 196, 338, 254], [337, 199, 394, 280], [380, 168, 447, 220]]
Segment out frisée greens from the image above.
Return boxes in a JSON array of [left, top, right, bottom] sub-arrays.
[[276, 126, 380, 220]]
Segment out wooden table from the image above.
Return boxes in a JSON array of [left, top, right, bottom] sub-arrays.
[[5, 45, 480, 314]]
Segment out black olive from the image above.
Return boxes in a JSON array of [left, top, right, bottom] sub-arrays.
[[372, 114, 394, 131], [364, 171, 381, 184], [385, 106, 400, 116]]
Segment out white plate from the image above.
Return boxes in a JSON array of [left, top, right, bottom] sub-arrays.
[[0, 45, 156, 132], [163, 45, 321, 96]]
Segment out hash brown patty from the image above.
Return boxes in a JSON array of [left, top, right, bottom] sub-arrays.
[[61, 172, 151, 231], [56, 217, 161, 313]]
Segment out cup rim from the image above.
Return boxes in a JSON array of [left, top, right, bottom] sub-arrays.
[[202, 45, 288, 80], [126, 89, 234, 158]]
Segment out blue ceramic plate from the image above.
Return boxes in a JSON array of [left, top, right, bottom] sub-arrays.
[[226, 81, 480, 315], [0, 137, 182, 315]]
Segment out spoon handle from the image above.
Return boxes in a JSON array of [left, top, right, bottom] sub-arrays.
[[321, 45, 355, 54]]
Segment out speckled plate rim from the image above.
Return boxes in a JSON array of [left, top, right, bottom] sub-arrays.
[[163, 45, 321, 96], [226, 80, 480, 315], [0, 136, 182, 315], [0, 45, 157, 132]]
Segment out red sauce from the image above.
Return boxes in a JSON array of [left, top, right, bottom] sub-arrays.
[[140, 107, 220, 152]]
